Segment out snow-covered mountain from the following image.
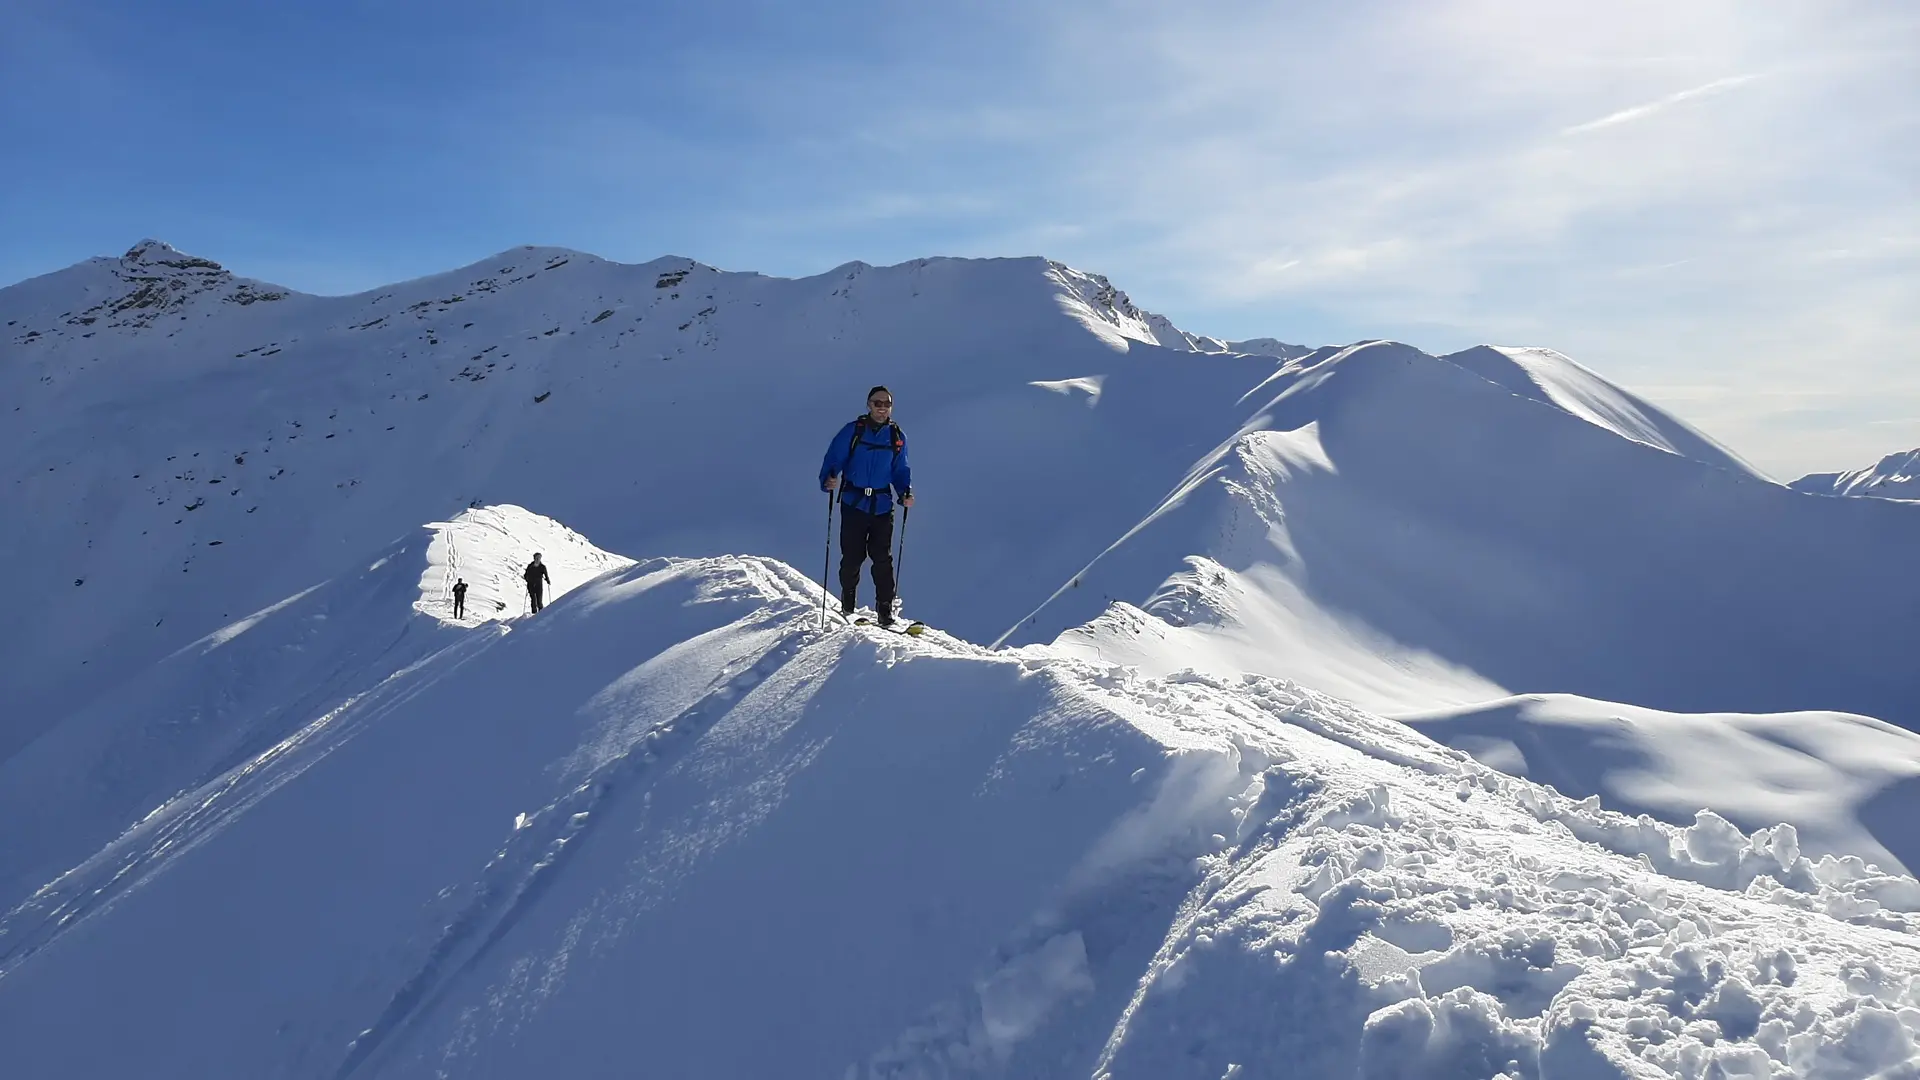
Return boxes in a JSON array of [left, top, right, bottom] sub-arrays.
[[9, 241, 1920, 1077], [9, 241, 1916, 739], [1041, 338, 1918, 723], [8, 238, 1920, 854], [1792, 446, 1920, 500], [1, 242, 1300, 759]]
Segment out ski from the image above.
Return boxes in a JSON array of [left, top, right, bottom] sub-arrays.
[[843, 611, 929, 636]]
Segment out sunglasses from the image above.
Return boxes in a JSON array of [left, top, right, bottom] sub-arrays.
[[869, 399, 894, 407]]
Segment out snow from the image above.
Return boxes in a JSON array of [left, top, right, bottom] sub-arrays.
[[7, 239, 1920, 1076], [1439, 345, 1756, 474], [5, 543, 1920, 1078], [1030, 374, 1108, 407], [415, 503, 634, 624], [19, 245, 1910, 747], [1400, 695, 1920, 876], [0, 245, 1301, 762], [1792, 446, 1920, 500], [1032, 341, 1920, 726]]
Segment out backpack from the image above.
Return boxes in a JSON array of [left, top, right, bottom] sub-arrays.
[[845, 416, 904, 459], [840, 416, 905, 507]]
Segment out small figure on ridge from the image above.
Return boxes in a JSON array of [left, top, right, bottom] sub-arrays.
[[524, 554, 551, 614]]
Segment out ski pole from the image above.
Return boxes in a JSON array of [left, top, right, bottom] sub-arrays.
[[821, 488, 837, 629], [893, 504, 910, 620]]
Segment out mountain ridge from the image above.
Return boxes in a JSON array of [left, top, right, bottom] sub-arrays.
[[1, 241, 1301, 762], [1038, 338, 1920, 725], [8, 239, 1917, 747], [1792, 445, 1920, 500]]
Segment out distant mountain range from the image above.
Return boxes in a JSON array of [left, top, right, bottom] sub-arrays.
[[1792, 446, 1920, 500]]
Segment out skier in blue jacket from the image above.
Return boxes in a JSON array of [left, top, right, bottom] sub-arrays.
[[819, 386, 914, 625]]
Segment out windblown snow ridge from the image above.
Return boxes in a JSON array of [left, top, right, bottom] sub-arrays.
[[1020, 339, 1920, 728], [1439, 344, 1754, 474]]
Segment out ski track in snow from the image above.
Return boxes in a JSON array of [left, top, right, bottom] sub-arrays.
[[0, 623, 501, 979], [343, 554, 987, 1077], [338, 598, 823, 1074]]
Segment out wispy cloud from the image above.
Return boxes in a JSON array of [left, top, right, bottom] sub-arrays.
[[1562, 74, 1762, 135]]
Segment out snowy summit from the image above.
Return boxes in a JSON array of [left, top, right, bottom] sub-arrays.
[[4, 241, 1920, 1078]]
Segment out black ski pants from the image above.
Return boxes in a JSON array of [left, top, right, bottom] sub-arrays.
[[838, 504, 895, 611], [528, 583, 544, 614]]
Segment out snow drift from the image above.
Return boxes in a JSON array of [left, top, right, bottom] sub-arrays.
[[1401, 695, 1920, 876]]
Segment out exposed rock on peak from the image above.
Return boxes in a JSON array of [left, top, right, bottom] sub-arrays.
[[122, 239, 224, 274]]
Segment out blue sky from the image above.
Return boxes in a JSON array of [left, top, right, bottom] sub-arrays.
[[3, 0, 1915, 476]]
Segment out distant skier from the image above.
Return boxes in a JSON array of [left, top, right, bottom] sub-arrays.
[[819, 386, 913, 627], [524, 554, 552, 614], [452, 578, 468, 620]]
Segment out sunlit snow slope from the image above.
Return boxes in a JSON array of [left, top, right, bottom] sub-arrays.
[[1040, 341, 1920, 725], [6, 537, 1920, 1080], [0, 504, 626, 913]]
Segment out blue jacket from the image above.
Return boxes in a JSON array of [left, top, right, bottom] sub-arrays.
[[820, 416, 911, 515]]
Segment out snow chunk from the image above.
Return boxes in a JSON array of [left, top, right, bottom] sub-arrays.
[[1030, 374, 1107, 407], [977, 932, 1095, 1055]]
